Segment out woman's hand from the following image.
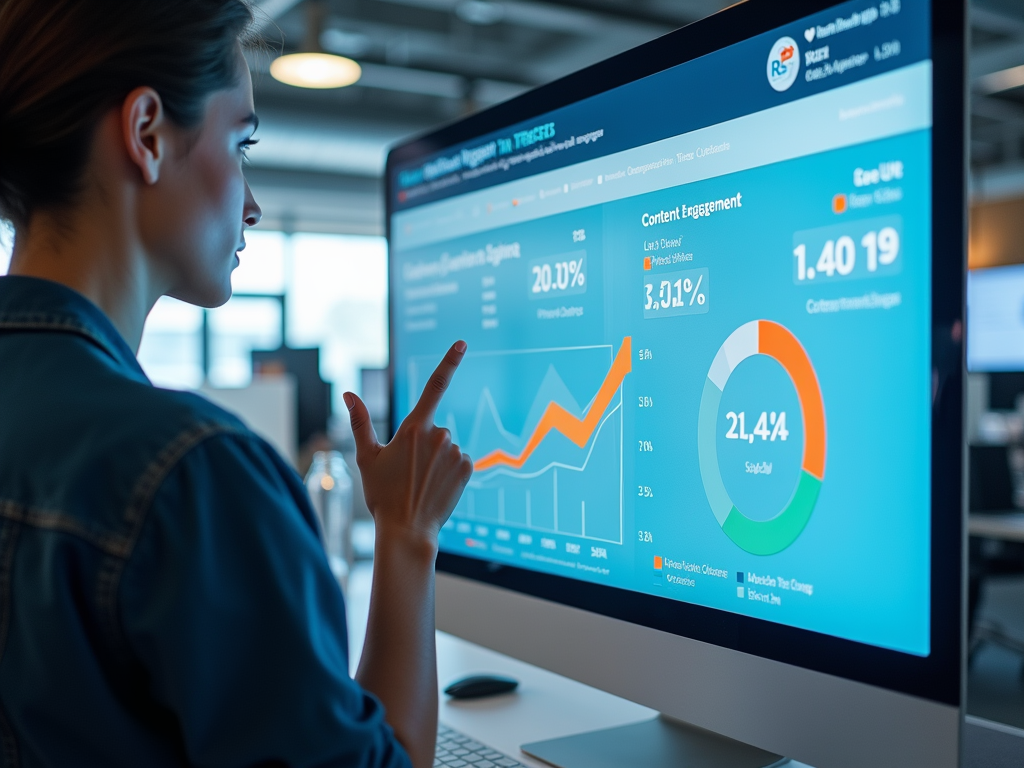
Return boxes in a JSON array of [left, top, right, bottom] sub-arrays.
[[344, 340, 473, 550], [347, 342, 473, 767]]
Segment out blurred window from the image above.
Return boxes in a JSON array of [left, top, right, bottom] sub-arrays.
[[232, 230, 287, 294], [133, 231, 389, 415], [137, 297, 205, 389], [208, 296, 283, 387], [289, 233, 388, 411]]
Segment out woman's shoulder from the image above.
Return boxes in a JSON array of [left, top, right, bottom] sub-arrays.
[[0, 364, 287, 558], [133, 383, 287, 473], [86, 372, 253, 451], [144, 382, 251, 433], [59, 373, 270, 503], [111, 380, 298, 495]]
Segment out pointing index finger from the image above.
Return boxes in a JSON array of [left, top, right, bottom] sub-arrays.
[[412, 340, 467, 422]]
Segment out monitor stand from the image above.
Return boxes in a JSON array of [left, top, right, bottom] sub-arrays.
[[520, 715, 787, 768]]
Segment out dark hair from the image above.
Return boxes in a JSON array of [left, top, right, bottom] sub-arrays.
[[0, 0, 254, 228]]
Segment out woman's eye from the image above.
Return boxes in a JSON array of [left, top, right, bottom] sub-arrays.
[[239, 138, 258, 156]]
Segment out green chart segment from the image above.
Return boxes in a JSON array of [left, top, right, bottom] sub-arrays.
[[698, 320, 827, 556]]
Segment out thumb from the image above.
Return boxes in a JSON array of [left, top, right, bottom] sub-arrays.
[[344, 392, 380, 464]]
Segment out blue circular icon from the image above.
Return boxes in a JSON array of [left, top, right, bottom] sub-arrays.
[[767, 36, 800, 92]]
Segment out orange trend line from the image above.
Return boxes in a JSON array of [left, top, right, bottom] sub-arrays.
[[473, 337, 632, 472]]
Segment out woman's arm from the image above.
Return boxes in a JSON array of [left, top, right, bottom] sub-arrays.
[[120, 429, 412, 768], [345, 341, 473, 768]]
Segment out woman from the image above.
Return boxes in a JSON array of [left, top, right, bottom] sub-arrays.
[[0, 2, 471, 767]]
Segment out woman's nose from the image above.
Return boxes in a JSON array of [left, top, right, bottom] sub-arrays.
[[243, 180, 262, 228]]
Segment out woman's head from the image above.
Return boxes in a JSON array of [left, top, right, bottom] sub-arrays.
[[0, 0, 262, 307]]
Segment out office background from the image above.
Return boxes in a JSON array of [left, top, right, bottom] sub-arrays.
[[1, 0, 1023, 733]]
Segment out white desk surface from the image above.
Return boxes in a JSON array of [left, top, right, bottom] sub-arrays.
[[969, 512, 1024, 543], [346, 563, 812, 768]]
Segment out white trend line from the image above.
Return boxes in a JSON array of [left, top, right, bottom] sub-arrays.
[[412, 346, 613, 451], [468, 387, 522, 448], [467, 401, 621, 485], [465, 371, 601, 453]]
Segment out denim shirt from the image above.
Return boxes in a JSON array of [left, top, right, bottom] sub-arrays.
[[0, 276, 411, 768]]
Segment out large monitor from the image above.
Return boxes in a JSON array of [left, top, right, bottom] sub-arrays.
[[387, 0, 966, 765]]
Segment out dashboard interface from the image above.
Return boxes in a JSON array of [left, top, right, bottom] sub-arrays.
[[390, 0, 931, 656]]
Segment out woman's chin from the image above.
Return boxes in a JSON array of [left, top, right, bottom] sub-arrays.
[[167, 273, 234, 309]]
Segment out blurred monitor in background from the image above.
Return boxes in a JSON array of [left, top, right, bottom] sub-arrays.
[[968, 264, 1024, 374], [253, 347, 332, 447], [968, 264, 1024, 413]]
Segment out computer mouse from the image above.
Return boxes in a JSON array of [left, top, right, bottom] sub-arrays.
[[444, 674, 519, 700]]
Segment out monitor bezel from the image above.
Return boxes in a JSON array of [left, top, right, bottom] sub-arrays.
[[386, 0, 966, 708]]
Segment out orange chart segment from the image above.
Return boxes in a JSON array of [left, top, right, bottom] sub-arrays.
[[758, 320, 827, 480], [473, 337, 632, 471]]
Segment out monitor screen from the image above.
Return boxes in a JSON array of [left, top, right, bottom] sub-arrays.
[[390, 0, 933, 659], [968, 264, 1024, 373]]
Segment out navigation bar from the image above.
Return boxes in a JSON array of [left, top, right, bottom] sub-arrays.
[[391, 62, 931, 253]]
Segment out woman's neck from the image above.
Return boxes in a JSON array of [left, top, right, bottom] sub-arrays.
[[9, 200, 165, 353]]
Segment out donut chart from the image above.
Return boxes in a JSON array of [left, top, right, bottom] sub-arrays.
[[697, 320, 826, 555]]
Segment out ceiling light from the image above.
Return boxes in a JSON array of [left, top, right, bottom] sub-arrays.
[[270, 52, 362, 89], [976, 64, 1024, 95]]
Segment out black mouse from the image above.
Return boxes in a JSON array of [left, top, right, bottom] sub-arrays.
[[444, 674, 519, 700]]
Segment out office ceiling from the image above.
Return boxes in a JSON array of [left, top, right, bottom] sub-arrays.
[[244, 0, 1024, 232]]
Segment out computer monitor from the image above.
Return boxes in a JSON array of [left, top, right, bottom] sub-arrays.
[[386, 0, 966, 766], [967, 264, 1024, 374], [252, 346, 332, 445]]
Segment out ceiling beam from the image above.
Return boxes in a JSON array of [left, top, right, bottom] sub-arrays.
[[372, 0, 669, 38], [970, 6, 1024, 86], [527, 0, 706, 28], [972, 40, 1024, 81], [971, 6, 1024, 38], [973, 93, 1024, 126]]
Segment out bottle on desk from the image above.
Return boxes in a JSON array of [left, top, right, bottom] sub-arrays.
[[305, 450, 355, 592]]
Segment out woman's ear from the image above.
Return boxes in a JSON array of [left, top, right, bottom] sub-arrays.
[[120, 86, 168, 185]]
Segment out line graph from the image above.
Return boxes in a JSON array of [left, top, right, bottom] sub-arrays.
[[474, 337, 632, 471], [413, 339, 630, 543]]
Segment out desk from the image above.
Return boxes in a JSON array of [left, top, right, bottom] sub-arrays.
[[432, 632, 813, 768], [970, 512, 1024, 543], [346, 563, 813, 767], [436, 631, 655, 768], [346, 563, 1022, 768]]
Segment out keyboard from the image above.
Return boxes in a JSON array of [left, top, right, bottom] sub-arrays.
[[435, 723, 526, 767]]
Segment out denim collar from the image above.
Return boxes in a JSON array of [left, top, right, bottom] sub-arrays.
[[0, 275, 149, 383]]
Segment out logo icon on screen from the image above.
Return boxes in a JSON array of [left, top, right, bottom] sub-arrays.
[[767, 36, 800, 92]]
